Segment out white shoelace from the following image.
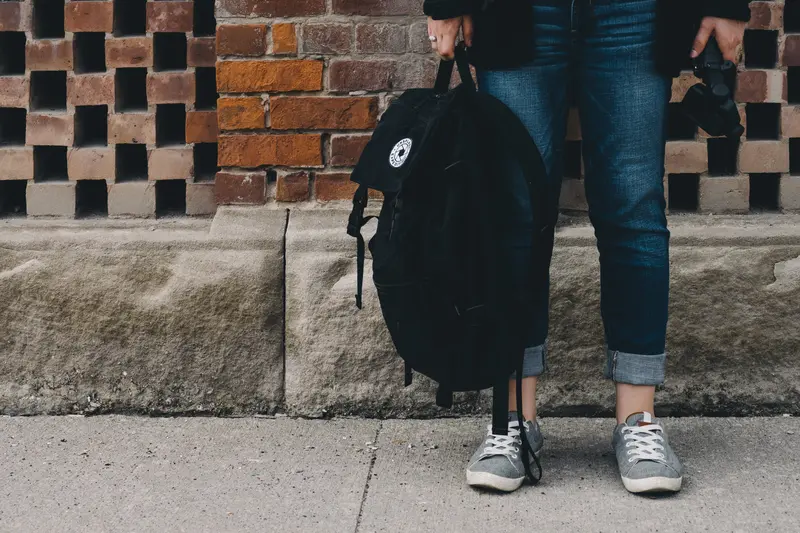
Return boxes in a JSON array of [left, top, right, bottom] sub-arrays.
[[480, 422, 523, 460], [622, 422, 667, 463]]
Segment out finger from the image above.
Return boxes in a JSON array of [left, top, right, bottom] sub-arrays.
[[438, 34, 456, 60], [691, 20, 714, 58], [462, 15, 474, 47]]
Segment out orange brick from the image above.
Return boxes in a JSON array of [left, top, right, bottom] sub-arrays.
[[665, 141, 708, 174], [0, 148, 34, 180], [314, 172, 357, 201], [217, 24, 267, 56], [65, 1, 114, 32], [218, 134, 322, 167], [218, 97, 265, 130], [67, 73, 115, 106], [217, 60, 323, 93], [276, 171, 310, 202], [186, 111, 219, 143], [271, 97, 379, 130], [272, 23, 298, 55]]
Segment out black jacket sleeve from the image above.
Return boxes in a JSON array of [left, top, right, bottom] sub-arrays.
[[703, 0, 751, 22], [423, 0, 472, 20]]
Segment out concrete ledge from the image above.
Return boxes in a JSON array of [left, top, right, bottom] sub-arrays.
[[2, 210, 800, 416], [0, 207, 286, 415], [285, 212, 800, 417]]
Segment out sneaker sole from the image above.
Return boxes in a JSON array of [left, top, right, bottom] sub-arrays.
[[621, 475, 683, 493], [466, 450, 542, 493]]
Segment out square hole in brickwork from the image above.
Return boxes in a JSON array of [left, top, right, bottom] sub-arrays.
[[156, 180, 186, 216], [0, 32, 26, 75], [115, 68, 148, 112], [0, 180, 27, 217], [744, 30, 778, 69], [668, 174, 699, 212], [154, 33, 187, 72], [113, 0, 146, 36], [115, 144, 148, 181], [193, 143, 218, 181], [74, 106, 108, 147], [34, 146, 68, 182], [156, 104, 186, 146], [563, 141, 582, 179], [667, 103, 697, 140], [195, 68, 218, 110], [750, 173, 780, 211], [707, 138, 739, 176], [73, 33, 106, 74], [791, 139, 800, 175], [30, 71, 67, 110], [33, 0, 65, 39], [788, 68, 800, 104], [76, 180, 108, 216], [787, 0, 800, 33], [745, 104, 781, 140], [194, 0, 216, 37], [0, 108, 27, 146]]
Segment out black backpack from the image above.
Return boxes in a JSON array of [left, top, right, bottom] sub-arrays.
[[347, 44, 552, 484]]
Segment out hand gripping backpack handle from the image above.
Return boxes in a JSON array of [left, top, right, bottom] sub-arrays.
[[434, 42, 476, 94]]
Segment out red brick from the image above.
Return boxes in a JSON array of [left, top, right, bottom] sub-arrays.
[[271, 97, 378, 130], [740, 141, 789, 173], [147, 72, 196, 104], [217, 60, 323, 93], [356, 24, 407, 54], [188, 37, 216, 67], [67, 148, 115, 180], [0, 148, 34, 180], [314, 172, 357, 201], [782, 105, 800, 137], [409, 22, 431, 54], [330, 135, 371, 167], [146, 1, 193, 33], [148, 147, 193, 180], [301, 24, 352, 55], [332, 0, 422, 16], [276, 171, 310, 202], [272, 23, 297, 55], [217, 25, 267, 57], [218, 97, 265, 130], [735, 70, 768, 102], [218, 134, 322, 167], [329, 58, 436, 92], [215, 171, 267, 205], [0, 1, 30, 32], [0, 77, 29, 108], [108, 113, 156, 145], [26, 40, 73, 71], [783, 34, 800, 67], [106, 37, 153, 68], [65, 1, 114, 32], [217, 0, 325, 17], [67, 73, 115, 106], [26, 114, 74, 146], [748, 1, 782, 30], [186, 111, 219, 143]]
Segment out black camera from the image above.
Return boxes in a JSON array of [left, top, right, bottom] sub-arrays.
[[681, 37, 744, 138]]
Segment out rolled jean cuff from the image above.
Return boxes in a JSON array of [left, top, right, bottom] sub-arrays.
[[604, 349, 666, 386], [509, 343, 547, 380]]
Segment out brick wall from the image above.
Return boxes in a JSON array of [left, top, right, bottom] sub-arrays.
[[0, 0, 219, 218], [213, 0, 800, 215], [2, 1, 800, 217]]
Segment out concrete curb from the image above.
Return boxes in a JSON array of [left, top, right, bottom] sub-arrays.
[[2, 209, 799, 416]]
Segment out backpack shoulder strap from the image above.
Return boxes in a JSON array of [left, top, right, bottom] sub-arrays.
[[347, 185, 376, 309]]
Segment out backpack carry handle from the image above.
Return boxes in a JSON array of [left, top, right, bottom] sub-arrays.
[[434, 42, 476, 94]]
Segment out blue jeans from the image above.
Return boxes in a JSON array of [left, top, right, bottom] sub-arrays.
[[478, 0, 671, 386]]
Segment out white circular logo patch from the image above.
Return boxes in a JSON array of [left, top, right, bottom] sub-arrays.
[[389, 138, 413, 168]]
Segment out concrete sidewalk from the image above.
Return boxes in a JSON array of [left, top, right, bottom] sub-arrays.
[[1, 416, 798, 532]]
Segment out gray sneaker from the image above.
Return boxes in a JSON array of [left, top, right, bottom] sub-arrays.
[[612, 412, 684, 494], [466, 413, 544, 492]]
